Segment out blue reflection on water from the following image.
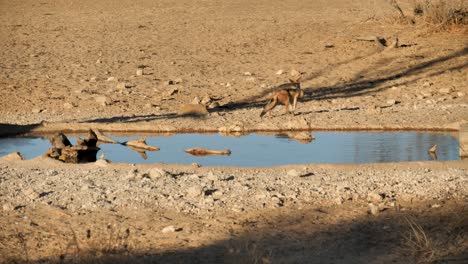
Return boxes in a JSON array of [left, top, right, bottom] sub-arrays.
[[0, 132, 459, 166]]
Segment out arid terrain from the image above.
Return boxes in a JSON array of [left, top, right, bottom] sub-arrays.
[[0, 0, 467, 263]]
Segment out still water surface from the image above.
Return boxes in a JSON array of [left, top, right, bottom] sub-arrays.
[[0, 131, 459, 166]]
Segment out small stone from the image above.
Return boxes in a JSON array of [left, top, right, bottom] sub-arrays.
[[192, 162, 201, 168], [167, 88, 178, 96], [456, 92, 465, 97], [116, 82, 131, 90], [243, 72, 252, 76], [94, 96, 112, 106], [174, 78, 183, 84], [386, 99, 396, 106], [287, 169, 300, 177], [166, 80, 174, 85], [438, 88, 451, 95], [276, 70, 284, 75], [324, 43, 334, 48], [147, 168, 168, 178], [96, 59, 101, 64], [335, 196, 344, 205], [32, 108, 42, 114], [245, 77, 256, 82], [2, 203, 13, 211], [201, 95, 212, 105], [89, 76, 97, 82], [368, 203, 380, 216], [23, 188, 39, 200], [63, 102, 75, 109], [187, 186, 203, 198], [191, 96, 201, 104], [106, 77, 116, 82], [208, 102, 220, 109], [290, 69, 301, 77], [206, 171, 217, 181], [136, 68, 144, 76], [431, 204, 441, 208], [95, 159, 109, 167], [161, 225, 176, 233], [422, 81, 432, 87]]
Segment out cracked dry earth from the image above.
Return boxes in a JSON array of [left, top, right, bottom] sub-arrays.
[[0, 0, 468, 263]]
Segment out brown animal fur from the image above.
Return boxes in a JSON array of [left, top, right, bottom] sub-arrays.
[[260, 78, 304, 117]]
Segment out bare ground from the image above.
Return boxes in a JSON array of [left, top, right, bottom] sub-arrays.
[[0, 0, 468, 263]]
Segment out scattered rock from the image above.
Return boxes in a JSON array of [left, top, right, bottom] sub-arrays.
[[290, 69, 301, 77], [438, 88, 451, 95], [334, 196, 344, 205], [94, 96, 112, 106], [63, 102, 75, 109], [32, 108, 43, 114], [106, 77, 116, 82], [95, 159, 109, 167], [385, 99, 397, 106], [276, 70, 284, 75], [147, 168, 168, 178], [208, 102, 220, 109], [136, 68, 144, 76], [167, 87, 179, 96], [243, 72, 252, 76], [166, 80, 174, 85], [368, 203, 380, 216], [186, 186, 203, 198], [191, 96, 201, 104], [162, 225, 176, 233], [116, 82, 131, 90], [201, 95, 212, 105]]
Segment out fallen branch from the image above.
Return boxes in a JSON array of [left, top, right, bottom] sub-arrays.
[[123, 137, 160, 151], [184, 148, 231, 156]]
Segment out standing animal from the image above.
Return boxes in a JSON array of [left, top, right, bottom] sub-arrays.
[[260, 77, 304, 117]]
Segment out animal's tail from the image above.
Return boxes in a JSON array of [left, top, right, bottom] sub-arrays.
[[260, 96, 277, 117]]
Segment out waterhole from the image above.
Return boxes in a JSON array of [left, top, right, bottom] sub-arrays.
[[0, 131, 459, 166]]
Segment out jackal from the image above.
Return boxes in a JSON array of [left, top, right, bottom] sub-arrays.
[[260, 78, 304, 117]]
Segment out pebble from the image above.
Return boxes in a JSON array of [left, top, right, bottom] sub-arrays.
[[287, 169, 301, 177], [161, 225, 176, 233], [368, 203, 380, 216], [31, 108, 42, 114], [276, 70, 284, 75], [186, 186, 203, 198], [147, 168, 168, 178], [94, 96, 112, 106]]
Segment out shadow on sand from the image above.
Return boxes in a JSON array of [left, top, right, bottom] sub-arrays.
[[4, 202, 467, 264], [81, 47, 467, 124]]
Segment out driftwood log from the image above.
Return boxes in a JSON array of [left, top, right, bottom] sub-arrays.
[[184, 148, 231, 156], [46, 130, 99, 163], [94, 129, 119, 143]]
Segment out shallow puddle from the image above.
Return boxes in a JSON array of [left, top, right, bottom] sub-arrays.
[[0, 131, 460, 166]]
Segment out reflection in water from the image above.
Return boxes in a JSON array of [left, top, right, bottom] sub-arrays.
[[0, 131, 460, 166]]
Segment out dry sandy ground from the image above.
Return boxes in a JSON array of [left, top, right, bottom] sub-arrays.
[[0, 0, 467, 263]]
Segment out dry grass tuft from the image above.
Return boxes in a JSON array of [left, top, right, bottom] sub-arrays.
[[403, 217, 435, 262], [412, 0, 467, 27], [383, 0, 467, 30]]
